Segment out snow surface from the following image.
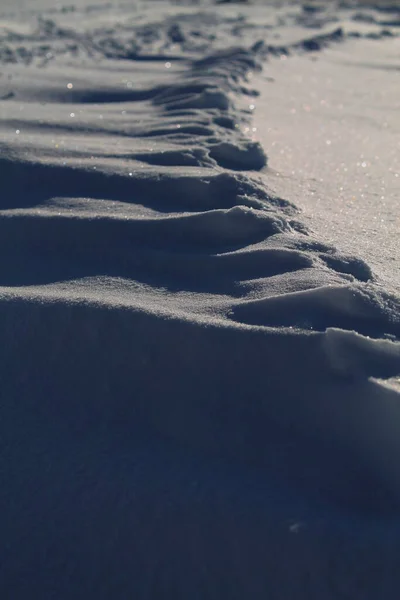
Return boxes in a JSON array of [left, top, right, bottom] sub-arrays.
[[253, 35, 399, 292], [0, 1, 399, 598]]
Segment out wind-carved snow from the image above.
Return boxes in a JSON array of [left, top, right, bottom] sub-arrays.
[[0, 2, 400, 598]]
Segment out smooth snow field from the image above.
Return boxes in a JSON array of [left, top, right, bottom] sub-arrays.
[[253, 35, 399, 292], [0, 1, 399, 598]]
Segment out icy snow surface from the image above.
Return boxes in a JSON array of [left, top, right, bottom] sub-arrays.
[[0, 1, 400, 598]]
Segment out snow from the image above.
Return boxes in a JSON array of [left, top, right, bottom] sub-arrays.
[[253, 35, 400, 292], [0, 1, 399, 597]]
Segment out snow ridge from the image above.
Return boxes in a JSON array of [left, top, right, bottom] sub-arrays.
[[1, 13, 399, 503]]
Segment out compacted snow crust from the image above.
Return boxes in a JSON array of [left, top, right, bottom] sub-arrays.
[[0, 1, 399, 598]]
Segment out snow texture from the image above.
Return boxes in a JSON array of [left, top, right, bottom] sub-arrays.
[[0, 1, 399, 598]]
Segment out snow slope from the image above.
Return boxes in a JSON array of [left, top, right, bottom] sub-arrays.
[[0, 1, 400, 598]]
